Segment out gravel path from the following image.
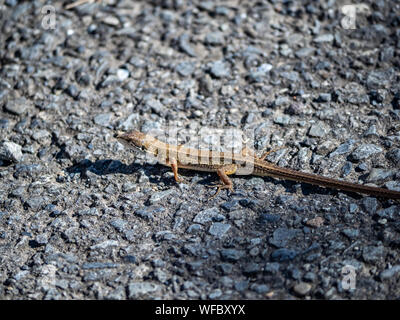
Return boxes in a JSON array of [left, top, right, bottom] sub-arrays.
[[1, 0, 400, 299]]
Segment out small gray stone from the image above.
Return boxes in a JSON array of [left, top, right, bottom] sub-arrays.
[[341, 161, 352, 177], [209, 60, 230, 78], [274, 96, 290, 107], [317, 93, 331, 102], [361, 197, 378, 214], [247, 63, 272, 82], [179, 34, 196, 57], [380, 265, 400, 280], [269, 228, 301, 248], [386, 148, 400, 166], [116, 68, 129, 81], [271, 248, 298, 262], [127, 282, 160, 298], [25, 196, 48, 211], [176, 61, 195, 77], [303, 272, 317, 283], [205, 32, 225, 45], [273, 115, 291, 125], [366, 70, 394, 89], [295, 47, 315, 58], [82, 262, 119, 269], [234, 280, 249, 292], [293, 282, 312, 296], [364, 125, 378, 137], [0, 141, 23, 162], [91, 240, 119, 250], [4, 98, 28, 115], [220, 249, 245, 262], [208, 289, 222, 299], [193, 207, 224, 224], [35, 234, 48, 245], [362, 246, 384, 264], [342, 228, 359, 240], [313, 34, 334, 43], [308, 123, 327, 138], [94, 113, 113, 127], [350, 144, 383, 161], [209, 223, 231, 238], [187, 224, 203, 234], [263, 263, 280, 275], [329, 140, 356, 158], [148, 189, 174, 204], [366, 168, 395, 183], [122, 182, 136, 192], [110, 219, 128, 232], [251, 284, 270, 294]]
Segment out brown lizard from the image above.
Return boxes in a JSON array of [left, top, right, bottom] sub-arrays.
[[116, 130, 400, 199]]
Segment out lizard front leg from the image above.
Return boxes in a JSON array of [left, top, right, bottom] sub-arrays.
[[168, 158, 186, 183]]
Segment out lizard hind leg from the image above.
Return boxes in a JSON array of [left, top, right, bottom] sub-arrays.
[[209, 164, 237, 199]]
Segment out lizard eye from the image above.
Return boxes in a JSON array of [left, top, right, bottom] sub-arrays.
[[141, 145, 146, 151]]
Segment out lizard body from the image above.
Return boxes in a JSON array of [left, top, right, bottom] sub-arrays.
[[116, 130, 400, 199]]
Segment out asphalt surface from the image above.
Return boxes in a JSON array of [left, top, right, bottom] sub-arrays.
[[0, 0, 400, 299]]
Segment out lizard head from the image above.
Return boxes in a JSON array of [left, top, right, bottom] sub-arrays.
[[115, 130, 155, 154]]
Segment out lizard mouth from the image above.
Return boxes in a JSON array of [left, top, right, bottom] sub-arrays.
[[115, 131, 147, 154]]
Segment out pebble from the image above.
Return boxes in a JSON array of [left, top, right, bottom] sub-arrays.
[[341, 161, 352, 177], [220, 249, 245, 262], [386, 148, 400, 166], [93, 113, 113, 127], [82, 262, 119, 269], [0, 141, 23, 162], [269, 228, 301, 248], [116, 68, 129, 81], [295, 47, 315, 58], [350, 144, 383, 161], [247, 63, 272, 82], [176, 61, 195, 77], [361, 197, 378, 215], [342, 228, 359, 240], [209, 60, 230, 78], [193, 207, 224, 224], [220, 200, 240, 212], [148, 189, 174, 205], [380, 265, 400, 280], [317, 93, 331, 102], [308, 123, 327, 138], [366, 168, 395, 183], [313, 34, 334, 43], [329, 140, 356, 158], [305, 217, 324, 228], [259, 213, 280, 224], [271, 248, 298, 262], [135, 206, 165, 220], [362, 246, 384, 264], [127, 282, 161, 299], [4, 98, 28, 115], [293, 282, 312, 296], [273, 115, 291, 125], [205, 32, 225, 45], [208, 223, 231, 238], [179, 34, 196, 57]]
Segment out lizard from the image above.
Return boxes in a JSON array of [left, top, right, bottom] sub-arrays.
[[115, 130, 400, 200]]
